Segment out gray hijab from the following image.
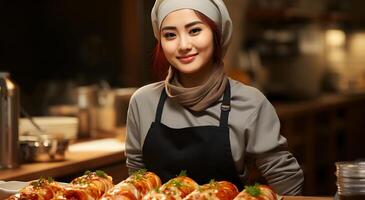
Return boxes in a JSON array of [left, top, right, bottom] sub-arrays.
[[151, 0, 233, 54]]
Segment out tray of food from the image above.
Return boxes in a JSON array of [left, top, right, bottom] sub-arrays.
[[0, 170, 281, 200]]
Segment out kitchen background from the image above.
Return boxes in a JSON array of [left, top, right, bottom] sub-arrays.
[[1, 0, 365, 196]]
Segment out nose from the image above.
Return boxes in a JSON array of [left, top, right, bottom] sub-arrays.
[[178, 35, 192, 52]]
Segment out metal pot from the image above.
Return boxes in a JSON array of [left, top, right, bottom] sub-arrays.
[[19, 135, 69, 163]]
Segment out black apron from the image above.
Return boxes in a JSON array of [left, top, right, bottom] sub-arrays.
[[142, 83, 243, 189]]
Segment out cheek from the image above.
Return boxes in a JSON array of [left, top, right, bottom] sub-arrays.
[[161, 41, 176, 57], [196, 34, 214, 55], [197, 40, 214, 58]]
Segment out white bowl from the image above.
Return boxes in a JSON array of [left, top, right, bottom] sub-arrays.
[[0, 181, 29, 199], [20, 117, 78, 140]]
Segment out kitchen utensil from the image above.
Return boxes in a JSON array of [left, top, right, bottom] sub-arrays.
[[19, 135, 69, 162], [0, 72, 20, 169], [20, 106, 46, 133]]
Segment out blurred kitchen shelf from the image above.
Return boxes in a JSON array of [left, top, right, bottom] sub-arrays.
[[273, 92, 365, 195], [247, 8, 365, 26], [246, 8, 319, 23]]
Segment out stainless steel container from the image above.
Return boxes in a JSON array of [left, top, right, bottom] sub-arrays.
[[75, 86, 98, 138], [47, 86, 137, 137], [336, 161, 365, 199], [19, 135, 69, 162], [97, 88, 137, 134], [0, 72, 20, 169]]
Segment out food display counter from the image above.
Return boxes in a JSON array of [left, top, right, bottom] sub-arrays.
[[0, 138, 333, 200]]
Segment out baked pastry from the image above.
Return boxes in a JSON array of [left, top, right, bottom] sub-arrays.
[[6, 177, 66, 200], [184, 180, 239, 200], [101, 169, 161, 200], [63, 170, 114, 200], [233, 184, 277, 200], [142, 173, 198, 200]]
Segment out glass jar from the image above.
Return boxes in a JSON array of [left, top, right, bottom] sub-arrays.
[[336, 161, 365, 200]]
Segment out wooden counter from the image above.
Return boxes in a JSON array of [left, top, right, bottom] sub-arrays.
[[0, 150, 126, 182], [0, 130, 129, 183]]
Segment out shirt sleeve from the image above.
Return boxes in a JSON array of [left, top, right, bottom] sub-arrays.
[[245, 97, 304, 195], [125, 95, 145, 175]]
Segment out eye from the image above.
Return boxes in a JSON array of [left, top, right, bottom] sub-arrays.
[[163, 32, 176, 40], [190, 28, 202, 35]]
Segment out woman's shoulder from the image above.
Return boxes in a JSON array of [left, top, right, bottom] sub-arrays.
[[228, 78, 267, 105], [130, 81, 165, 102]]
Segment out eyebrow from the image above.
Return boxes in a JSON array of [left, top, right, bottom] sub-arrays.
[[161, 21, 203, 31]]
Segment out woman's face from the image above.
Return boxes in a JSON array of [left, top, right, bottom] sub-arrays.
[[160, 9, 214, 78]]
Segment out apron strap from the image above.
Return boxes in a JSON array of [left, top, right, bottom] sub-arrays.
[[155, 88, 168, 123], [219, 82, 231, 127]]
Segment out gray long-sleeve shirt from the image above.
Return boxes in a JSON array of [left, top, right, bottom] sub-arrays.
[[125, 78, 304, 195]]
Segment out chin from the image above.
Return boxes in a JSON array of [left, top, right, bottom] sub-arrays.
[[173, 63, 205, 75], [176, 68, 202, 76]]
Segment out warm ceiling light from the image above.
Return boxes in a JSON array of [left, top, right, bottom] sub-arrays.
[[325, 29, 346, 47]]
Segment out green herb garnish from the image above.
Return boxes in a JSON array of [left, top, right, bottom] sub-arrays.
[[30, 177, 54, 188], [135, 168, 147, 175], [84, 170, 92, 175], [208, 179, 219, 190], [169, 178, 184, 188], [74, 178, 88, 185], [95, 170, 107, 178], [178, 170, 187, 177], [47, 177, 54, 183], [83, 170, 108, 178], [198, 180, 216, 192], [132, 169, 147, 180], [245, 183, 261, 197], [154, 187, 161, 193]]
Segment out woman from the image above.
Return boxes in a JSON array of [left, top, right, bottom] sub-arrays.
[[125, 0, 304, 195]]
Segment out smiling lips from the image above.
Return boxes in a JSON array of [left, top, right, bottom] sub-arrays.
[[177, 53, 198, 64]]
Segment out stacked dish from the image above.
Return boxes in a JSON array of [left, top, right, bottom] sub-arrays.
[[336, 161, 365, 199], [19, 116, 78, 140]]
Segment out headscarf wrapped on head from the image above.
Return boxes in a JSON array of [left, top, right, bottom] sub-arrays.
[[151, 0, 233, 112], [151, 0, 233, 55]]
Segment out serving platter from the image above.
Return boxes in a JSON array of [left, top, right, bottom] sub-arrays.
[[0, 181, 29, 199], [0, 171, 281, 200], [0, 180, 69, 199]]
